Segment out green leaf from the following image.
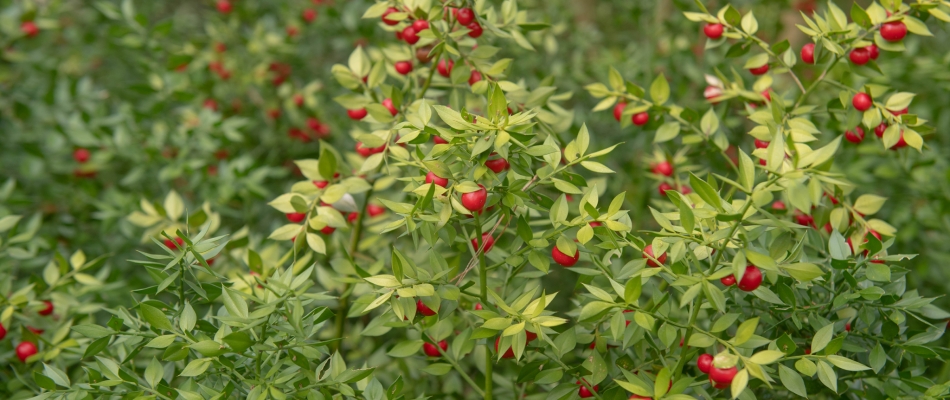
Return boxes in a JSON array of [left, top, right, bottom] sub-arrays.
[[779, 364, 808, 398], [749, 350, 784, 364], [869, 343, 886, 373], [179, 358, 212, 377], [654, 122, 680, 143], [781, 263, 824, 282], [43, 364, 70, 388], [388, 340, 424, 357], [816, 360, 837, 392], [850, 4, 871, 28], [180, 302, 196, 332], [145, 334, 176, 348], [689, 173, 723, 210], [733, 317, 759, 345], [853, 194, 886, 215], [71, 324, 114, 339], [650, 74, 670, 105], [740, 11, 758, 34], [139, 304, 173, 331], [826, 355, 869, 371], [144, 357, 163, 388], [811, 324, 835, 353], [711, 314, 740, 333]]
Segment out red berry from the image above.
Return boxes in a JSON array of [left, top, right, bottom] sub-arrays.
[[412, 20, 430, 32], [474, 303, 483, 310], [642, 244, 667, 267], [456, 8, 475, 25], [652, 161, 673, 177], [39, 300, 54, 316], [495, 337, 515, 358], [749, 64, 769, 75], [367, 204, 386, 217], [771, 200, 786, 211], [303, 9, 317, 23], [845, 127, 865, 143], [16, 342, 37, 363], [394, 61, 413, 75], [852, 93, 872, 111], [433, 136, 449, 144], [416, 300, 437, 316], [891, 107, 909, 116], [485, 155, 509, 173], [382, 98, 398, 116], [551, 246, 580, 267], [73, 148, 91, 163], [704, 86, 723, 102], [721, 275, 736, 286], [423, 340, 448, 357], [164, 237, 185, 250], [287, 213, 307, 223], [469, 71, 482, 86], [796, 213, 815, 227], [849, 48, 870, 65], [21, 21, 39, 37], [0, 323, 5, 340], [347, 108, 368, 120], [867, 44, 880, 60], [526, 331, 538, 342], [754, 139, 769, 149], [347, 212, 359, 223], [762, 90, 772, 102], [322, 226, 336, 235], [401, 26, 420, 45], [437, 59, 454, 77], [880, 21, 907, 42], [697, 353, 714, 374], [890, 131, 908, 149], [801, 43, 815, 64], [216, 0, 232, 14], [467, 22, 483, 38], [738, 265, 763, 292], [471, 233, 495, 253], [632, 112, 649, 126], [578, 382, 599, 399], [461, 185, 488, 212], [658, 182, 673, 196], [845, 322, 852, 332], [709, 366, 738, 388], [381, 7, 400, 25], [874, 123, 887, 138], [613, 102, 626, 122], [425, 172, 449, 187], [203, 99, 219, 111], [703, 23, 724, 39]]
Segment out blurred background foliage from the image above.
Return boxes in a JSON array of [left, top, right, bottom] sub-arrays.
[[2, 0, 950, 379]]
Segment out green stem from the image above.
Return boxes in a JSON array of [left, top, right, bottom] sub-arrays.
[[474, 211, 493, 399], [332, 187, 375, 352], [671, 292, 705, 380], [418, 48, 443, 100]]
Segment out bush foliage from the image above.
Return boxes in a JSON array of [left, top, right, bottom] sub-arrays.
[[2, 0, 950, 399]]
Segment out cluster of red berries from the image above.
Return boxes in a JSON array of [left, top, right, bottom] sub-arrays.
[[719, 265, 763, 291], [843, 105, 909, 149], [612, 103, 650, 126], [2, 300, 55, 363], [696, 353, 739, 390], [268, 62, 293, 86]]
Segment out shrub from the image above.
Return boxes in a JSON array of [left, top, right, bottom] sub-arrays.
[[2, 0, 950, 399]]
